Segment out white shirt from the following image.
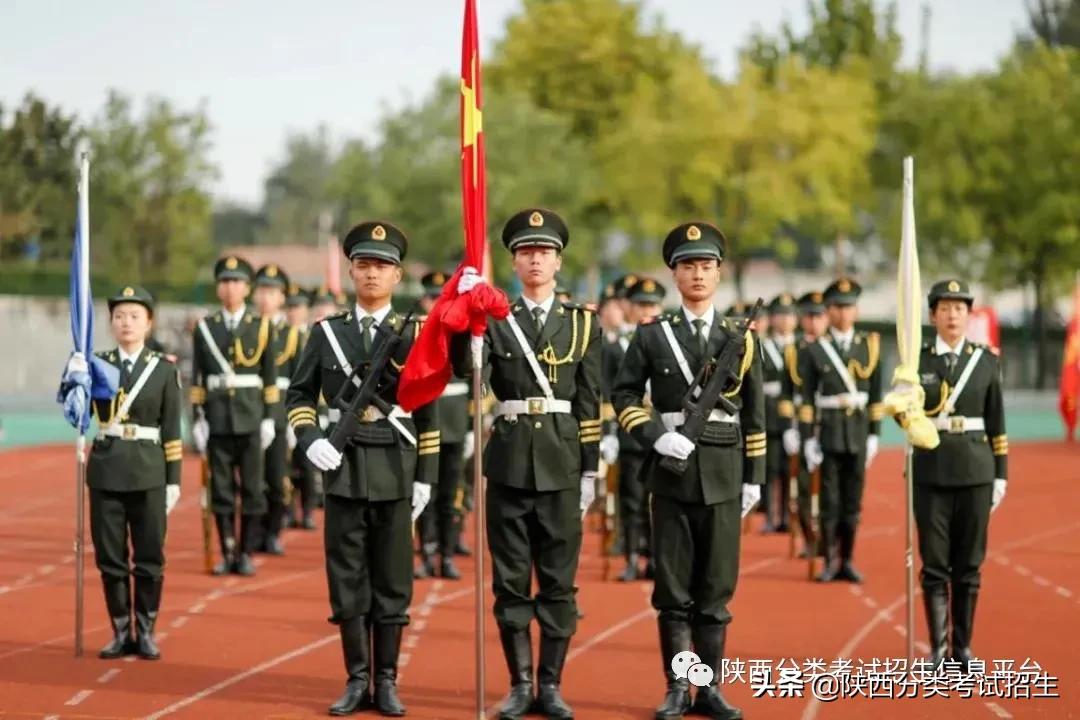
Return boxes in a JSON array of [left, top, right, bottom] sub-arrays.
[[354, 303, 393, 341], [935, 335, 966, 357], [830, 327, 855, 351], [772, 333, 795, 348], [682, 305, 716, 337], [221, 305, 246, 331], [118, 345, 145, 369], [522, 294, 556, 327]]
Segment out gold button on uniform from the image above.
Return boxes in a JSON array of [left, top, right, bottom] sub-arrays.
[[534, 421, 542, 429]]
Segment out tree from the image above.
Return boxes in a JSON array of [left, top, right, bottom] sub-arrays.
[[260, 127, 336, 245], [0, 94, 81, 263], [89, 91, 216, 288], [1026, 0, 1080, 48]]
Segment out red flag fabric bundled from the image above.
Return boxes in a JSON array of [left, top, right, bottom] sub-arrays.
[[1059, 281, 1080, 441]]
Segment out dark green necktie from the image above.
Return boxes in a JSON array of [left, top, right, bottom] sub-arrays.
[[945, 352, 958, 375], [121, 359, 133, 387], [531, 306, 545, 332], [692, 318, 707, 356], [360, 316, 375, 355]]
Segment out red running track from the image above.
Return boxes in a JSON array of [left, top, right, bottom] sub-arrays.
[[0, 442, 1076, 719]]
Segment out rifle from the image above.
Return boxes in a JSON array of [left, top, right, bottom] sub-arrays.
[[199, 455, 214, 574], [601, 460, 620, 580], [788, 453, 801, 558], [808, 465, 822, 580], [327, 310, 416, 452], [659, 299, 764, 476]]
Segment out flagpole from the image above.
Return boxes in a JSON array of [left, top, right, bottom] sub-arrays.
[[74, 151, 90, 658], [471, 335, 486, 719], [901, 156, 917, 661]]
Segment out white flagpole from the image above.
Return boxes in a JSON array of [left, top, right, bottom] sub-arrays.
[[74, 151, 90, 657], [901, 156, 918, 662]]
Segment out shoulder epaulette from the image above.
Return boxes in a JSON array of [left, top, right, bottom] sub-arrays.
[[324, 310, 349, 322]]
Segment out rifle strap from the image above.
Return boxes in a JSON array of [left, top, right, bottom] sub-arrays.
[[506, 315, 557, 401], [943, 347, 984, 417], [198, 318, 234, 377], [660, 320, 701, 400]]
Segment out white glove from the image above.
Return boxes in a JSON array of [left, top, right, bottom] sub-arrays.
[[864, 434, 879, 469], [741, 484, 761, 517], [165, 485, 181, 515], [804, 438, 824, 472], [580, 472, 597, 513], [600, 434, 620, 465], [192, 417, 210, 454], [654, 431, 695, 460], [463, 430, 476, 461], [411, 483, 432, 522], [991, 479, 1007, 513], [306, 438, 343, 472], [457, 266, 485, 294], [260, 418, 276, 451], [782, 428, 800, 456], [286, 424, 297, 450]]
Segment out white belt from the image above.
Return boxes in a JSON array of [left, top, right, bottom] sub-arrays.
[[661, 409, 740, 432], [933, 416, 985, 433], [815, 392, 869, 410], [206, 374, 264, 391], [494, 398, 573, 418], [441, 382, 468, 398], [275, 377, 291, 390], [763, 381, 782, 398], [97, 424, 161, 442], [327, 405, 412, 423]]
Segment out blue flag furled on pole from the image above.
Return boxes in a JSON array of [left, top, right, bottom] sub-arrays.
[[57, 153, 117, 433]]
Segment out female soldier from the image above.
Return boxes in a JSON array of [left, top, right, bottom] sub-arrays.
[[89, 286, 183, 660]]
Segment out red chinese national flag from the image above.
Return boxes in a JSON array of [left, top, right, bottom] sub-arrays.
[[398, 0, 509, 411], [1059, 281, 1080, 441]]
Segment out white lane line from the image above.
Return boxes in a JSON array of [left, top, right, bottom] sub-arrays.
[[65, 689, 93, 706], [1033, 576, 1050, 587], [1014, 565, 1030, 577], [188, 602, 206, 614], [39, 564, 56, 575], [98, 668, 122, 684], [1056, 587, 1072, 598], [0, 586, 9, 596], [862, 596, 878, 609], [157, 632, 169, 643], [985, 701, 1013, 718], [171, 616, 188, 629]]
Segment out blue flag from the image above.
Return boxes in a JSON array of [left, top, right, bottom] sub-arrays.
[[57, 156, 118, 433]]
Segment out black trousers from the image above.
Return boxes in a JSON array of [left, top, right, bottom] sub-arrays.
[[419, 441, 464, 556], [208, 432, 267, 516], [618, 452, 649, 558], [264, 424, 288, 507], [820, 450, 865, 558], [487, 483, 581, 638], [324, 495, 413, 625], [290, 446, 317, 512], [90, 487, 166, 583], [650, 494, 741, 626], [914, 483, 993, 593], [764, 434, 790, 524]]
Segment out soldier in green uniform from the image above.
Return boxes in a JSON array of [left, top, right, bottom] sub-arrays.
[[190, 256, 278, 576], [284, 283, 318, 529], [287, 221, 437, 716], [759, 293, 798, 533], [453, 208, 602, 720], [909, 279, 1008, 669], [613, 223, 765, 720], [253, 264, 302, 554], [779, 292, 828, 555], [797, 278, 884, 583], [89, 286, 182, 660], [608, 277, 667, 581], [414, 270, 470, 581]]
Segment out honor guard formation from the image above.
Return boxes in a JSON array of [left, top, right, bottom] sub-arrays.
[[82, 208, 1011, 720]]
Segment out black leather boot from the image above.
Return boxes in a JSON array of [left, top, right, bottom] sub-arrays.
[[133, 576, 163, 660], [536, 635, 573, 719], [212, 513, 236, 576], [814, 526, 838, 582], [655, 618, 692, 720], [835, 523, 863, 583], [414, 542, 436, 580], [235, 515, 259, 576], [373, 624, 406, 716], [619, 525, 640, 582], [497, 626, 534, 720], [99, 575, 135, 659], [329, 616, 371, 715], [689, 625, 741, 719], [923, 588, 949, 669], [440, 556, 461, 580], [263, 501, 285, 555], [951, 583, 978, 672]]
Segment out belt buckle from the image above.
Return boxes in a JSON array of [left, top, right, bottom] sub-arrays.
[[527, 398, 545, 415], [360, 406, 378, 423], [949, 416, 964, 434], [121, 424, 136, 440]]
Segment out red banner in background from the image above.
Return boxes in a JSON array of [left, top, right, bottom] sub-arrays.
[[1059, 282, 1080, 441]]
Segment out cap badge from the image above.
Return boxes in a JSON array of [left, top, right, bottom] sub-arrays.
[[838, 279, 851, 292], [267, 265, 278, 277], [528, 211, 544, 227], [948, 280, 960, 292], [372, 225, 386, 241], [225, 257, 238, 270], [686, 225, 701, 241], [122, 287, 135, 297]]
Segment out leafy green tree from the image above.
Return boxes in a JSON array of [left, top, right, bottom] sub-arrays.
[[260, 127, 336, 245]]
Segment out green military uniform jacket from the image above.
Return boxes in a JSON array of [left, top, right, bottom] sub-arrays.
[[759, 333, 791, 435], [190, 307, 277, 436], [797, 329, 884, 453], [287, 308, 439, 501], [612, 308, 767, 505], [435, 374, 471, 445], [913, 339, 1007, 487], [601, 331, 649, 455], [453, 299, 602, 492], [88, 348, 183, 491], [269, 318, 304, 429]]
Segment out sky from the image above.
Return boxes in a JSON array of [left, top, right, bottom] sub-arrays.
[[2, 0, 1031, 207]]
